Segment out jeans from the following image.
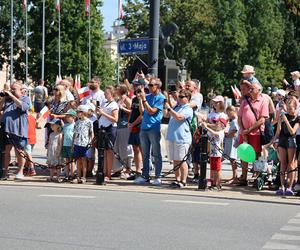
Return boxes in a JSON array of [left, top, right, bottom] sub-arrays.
[[140, 129, 162, 178]]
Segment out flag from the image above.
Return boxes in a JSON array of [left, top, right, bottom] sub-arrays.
[[85, 0, 90, 16], [40, 106, 50, 119], [55, 75, 61, 85], [234, 85, 242, 99], [119, 0, 124, 20], [55, 0, 60, 12], [231, 86, 238, 99], [22, 0, 27, 11], [78, 86, 90, 100], [77, 75, 81, 89]]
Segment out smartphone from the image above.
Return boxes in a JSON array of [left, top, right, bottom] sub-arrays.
[[96, 101, 100, 107]]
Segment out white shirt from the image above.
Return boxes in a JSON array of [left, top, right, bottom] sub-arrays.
[[82, 89, 105, 105], [66, 89, 75, 101], [98, 101, 119, 128]]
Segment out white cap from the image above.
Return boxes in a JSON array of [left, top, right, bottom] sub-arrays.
[[276, 89, 286, 97], [87, 103, 96, 112], [77, 105, 89, 113]]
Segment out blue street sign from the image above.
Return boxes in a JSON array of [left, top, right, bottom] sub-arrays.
[[118, 38, 149, 55]]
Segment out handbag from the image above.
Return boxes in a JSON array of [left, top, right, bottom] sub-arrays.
[[245, 97, 273, 145]]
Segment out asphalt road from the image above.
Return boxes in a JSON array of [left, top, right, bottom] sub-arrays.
[[0, 186, 299, 250]]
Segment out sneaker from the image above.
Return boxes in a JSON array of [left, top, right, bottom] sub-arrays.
[[285, 188, 294, 196], [178, 182, 187, 188], [151, 178, 161, 186], [120, 172, 130, 179], [126, 173, 137, 181], [15, 173, 24, 180], [28, 168, 36, 176], [81, 177, 86, 184], [170, 181, 179, 188], [134, 176, 149, 184], [276, 188, 285, 196], [71, 178, 79, 184], [78, 178, 83, 184]]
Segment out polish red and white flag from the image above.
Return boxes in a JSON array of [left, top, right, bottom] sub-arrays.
[[39, 106, 50, 119], [78, 86, 90, 100], [85, 0, 90, 16], [119, 0, 124, 20]]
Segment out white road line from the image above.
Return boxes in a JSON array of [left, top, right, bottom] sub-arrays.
[[263, 242, 300, 249], [288, 219, 300, 224], [272, 233, 300, 241], [163, 200, 229, 206], [281, 226, 300, 232], [39, 195, 96, 199]]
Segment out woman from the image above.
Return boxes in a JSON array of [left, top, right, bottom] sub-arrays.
[[164, 89, 193, 188], [113, 84, 133, 177], [97, 86, 119, 182]]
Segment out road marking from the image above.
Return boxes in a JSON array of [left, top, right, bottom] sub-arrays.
[[263, 242, 300, 249], [163, 200, 229, 206], [39, 195, 96, 199], [272, 233, 300, 241], [288, 219, 300, 224], [281, 226, 300, 232]]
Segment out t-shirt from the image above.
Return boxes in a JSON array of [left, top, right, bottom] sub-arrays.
[[279, 114, 300, 137], [34, 86, 47, 103], [66, 90, 75, 101], [166, 104, 193, 144], [129, 96, 141, 132], [208, 111, 227, 123], [82, 90, 105, 105], [27, 114, 37, 145], [73, 119, 93, 147], [208, 130, 225, 157], [63, 122, 75, 147], [2, 96, 30, 138], [141, 92, 166, 130], [190, 92, 203, 112], [98, 101, 119, 128]]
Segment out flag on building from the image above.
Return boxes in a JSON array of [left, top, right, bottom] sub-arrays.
[[78, 86, 90, 100], [22, 0, 27, 11], [119, 0, 124, 20], [85, 0, 90, 16], [55, 0, 61, 12]]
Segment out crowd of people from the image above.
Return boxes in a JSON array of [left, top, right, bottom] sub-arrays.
[[1, 65, 300, 196]]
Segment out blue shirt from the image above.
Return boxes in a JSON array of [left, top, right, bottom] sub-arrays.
[[2, 96, 30, 138], [63, 122, 75, 147], [166, 104, 193, 144], [141, 92, 166, 130]]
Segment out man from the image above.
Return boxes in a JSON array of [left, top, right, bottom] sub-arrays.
[[134, 78, 166, 185], [185, 80, 203, 112], [238, 81, 269, 186], [33, 79, 48, 128], [0, 81, 31, 180], [81, 76, 105, 106]]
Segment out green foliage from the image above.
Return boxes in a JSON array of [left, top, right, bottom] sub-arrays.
[[0, 0, 114, 87]]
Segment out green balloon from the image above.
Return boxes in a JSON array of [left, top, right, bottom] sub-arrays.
[[237, 143, 256, 163]]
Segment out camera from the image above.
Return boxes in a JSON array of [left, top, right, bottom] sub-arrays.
[[135, 89, 142, 95], [0, 92, 8, 97]]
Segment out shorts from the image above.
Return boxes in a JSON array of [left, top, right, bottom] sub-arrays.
[[128, 132, 140, 145], [24, 144, 35, 154], [86, 148, 95, 160], [98, 126, 117, 150], [6, 133, 27, 149], [62, 146, 73, 158], [239, 134, 262, 154], [34, 102, 44, 113], [278, 136, 297, 149], [210, 157, 222, 171], [168, 141, 190, 161], [73, 145, 88, 158]]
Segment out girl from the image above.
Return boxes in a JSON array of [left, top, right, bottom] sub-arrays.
[[47, 119, 63, 182], [97, 86, 119, 182], [224, 105, 239, 184], [72, 105, 93, 184], [274, 98, 300, 196]]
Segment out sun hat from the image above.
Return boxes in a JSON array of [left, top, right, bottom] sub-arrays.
[[64, 109, 77, 117], [241, 65, 255, 74], [212, 95, 225, 103], [276, 89, 286, 97], [77, 105, 89, 113], [290, 71, 300, 78]]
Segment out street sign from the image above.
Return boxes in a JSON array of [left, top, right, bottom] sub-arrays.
[[118, 38, 149, 55]]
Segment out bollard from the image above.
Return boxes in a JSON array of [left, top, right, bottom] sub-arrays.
[[96, 128, 105, 185], [198, 128, 208, 190]]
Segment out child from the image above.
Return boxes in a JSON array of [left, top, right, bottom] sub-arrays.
[[202, 115, 227, 190], [274, 98, 300, 196], [224, 105, 239, 184], [72, 105, 93, 184], [24, 109, 37, 176], [62, 109, 76, 181], [46, 118, 63, 182]]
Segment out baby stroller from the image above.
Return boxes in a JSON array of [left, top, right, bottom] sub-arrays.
[[252, 146, 280, 191]]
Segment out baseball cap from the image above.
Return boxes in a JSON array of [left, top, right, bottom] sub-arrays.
[[47, 118, 62, 126], [64, 109, 77, 117], [276, 89, 286, 97], [77, 105, 89, 113], [212, 95, 225, 103]]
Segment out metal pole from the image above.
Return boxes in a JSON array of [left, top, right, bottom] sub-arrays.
[[41, 0, 45, 80], [96, 129, 105, 185], [10, 0, 13, 85], [25, 4, 28, 86], [198, 129, 208, 190], [88, 9, 91, 81], [148, 0, 160, 76], [58, 7, 61, 77]]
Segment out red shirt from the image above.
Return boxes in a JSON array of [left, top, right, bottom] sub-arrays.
[[238, 95, 269, 135], [28, 114, 37, 145]]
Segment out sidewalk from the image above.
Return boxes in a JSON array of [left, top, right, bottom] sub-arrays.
[[2, 120, 299, 206]]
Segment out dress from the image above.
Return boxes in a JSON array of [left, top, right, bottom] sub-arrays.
[[47, 132, 63, 166], [224, 119, 239, 159]]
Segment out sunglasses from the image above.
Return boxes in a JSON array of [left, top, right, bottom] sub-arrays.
[[54, 88, 59, 91], [178, 95, 187, 99], [148, 84, 158, 87]]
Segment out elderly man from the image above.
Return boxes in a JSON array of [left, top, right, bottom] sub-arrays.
[[237, 81, 269, 186], [0, 82, 31, 180]]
